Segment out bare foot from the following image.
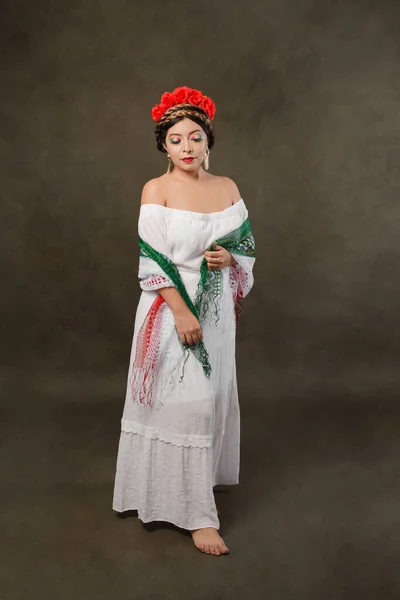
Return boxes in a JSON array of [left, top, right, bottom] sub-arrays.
[[191, 528, 230, 556]]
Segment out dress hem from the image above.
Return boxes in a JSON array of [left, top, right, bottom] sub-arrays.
[[113, 506, 220, 532]]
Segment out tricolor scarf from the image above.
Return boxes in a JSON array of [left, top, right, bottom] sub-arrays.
[[130, 217, 256, 406]]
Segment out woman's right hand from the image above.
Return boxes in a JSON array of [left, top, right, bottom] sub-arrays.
[[173, 309, 203, 346]]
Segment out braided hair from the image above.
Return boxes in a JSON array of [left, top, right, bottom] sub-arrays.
[[155, 104, 215, 153]]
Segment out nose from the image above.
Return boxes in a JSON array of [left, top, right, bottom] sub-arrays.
[[182, 139, 193, 154]]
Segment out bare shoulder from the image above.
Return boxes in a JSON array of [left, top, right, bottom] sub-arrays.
[[213, 175, 242, 205], [141, 177, 167, 206]]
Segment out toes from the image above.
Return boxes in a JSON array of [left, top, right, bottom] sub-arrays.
[[192, 530, 228, 556], [219, 543, 229, 554]]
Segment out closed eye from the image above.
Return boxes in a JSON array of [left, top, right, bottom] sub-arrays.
[[169, 136, 203, 145]]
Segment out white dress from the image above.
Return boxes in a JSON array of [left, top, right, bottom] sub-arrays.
[[112, 198, 254, 531]]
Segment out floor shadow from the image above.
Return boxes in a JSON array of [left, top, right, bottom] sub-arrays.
[[114, 509, 138, 519], [142, 521, 191, 537]]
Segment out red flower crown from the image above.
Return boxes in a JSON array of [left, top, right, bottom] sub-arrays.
[[151, 86, 216, 122]]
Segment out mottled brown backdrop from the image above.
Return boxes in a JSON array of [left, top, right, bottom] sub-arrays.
[[2, 0, 400, 397], [1, 1, 400, 598]]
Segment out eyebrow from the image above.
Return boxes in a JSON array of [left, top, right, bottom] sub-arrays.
[[168, 129, 203, 137]]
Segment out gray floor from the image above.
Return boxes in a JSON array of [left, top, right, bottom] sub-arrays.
[[2, 369, 399, 600]]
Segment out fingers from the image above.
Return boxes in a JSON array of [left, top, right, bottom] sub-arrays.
[[206, 256, 222, 264], [207, 261, 222, 270], [190, 330, 203, 345], [180, 329, 203, 346], [205, 255, 223, 269], [205, 246, 224, 270]]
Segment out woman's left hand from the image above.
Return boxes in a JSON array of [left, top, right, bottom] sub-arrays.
[[204, 244, 236, 270]]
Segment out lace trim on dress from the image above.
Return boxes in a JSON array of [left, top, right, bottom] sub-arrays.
[[140, 275, 175, 291], [121, 419, 212, 448], [139, 256, 175, 291], [231, 254, 255, 296], [229, 254, 255, 320]]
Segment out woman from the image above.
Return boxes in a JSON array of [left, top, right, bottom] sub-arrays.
[[113, 86, 256, 556]]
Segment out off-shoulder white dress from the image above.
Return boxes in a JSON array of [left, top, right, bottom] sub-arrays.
[[112, 199, 254, 531]]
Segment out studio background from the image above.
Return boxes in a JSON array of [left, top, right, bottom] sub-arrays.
[[1, 1, 400, 599]]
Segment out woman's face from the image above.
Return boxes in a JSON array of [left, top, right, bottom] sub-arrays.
[[164, 117, 208, 172]]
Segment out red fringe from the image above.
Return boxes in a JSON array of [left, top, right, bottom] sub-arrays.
[[130, 295, 165, 406]]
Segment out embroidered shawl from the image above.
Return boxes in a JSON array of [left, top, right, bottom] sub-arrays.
[[130, 206, 256, 406]]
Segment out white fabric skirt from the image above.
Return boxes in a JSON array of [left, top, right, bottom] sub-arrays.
[[112, 270, 240, 531]]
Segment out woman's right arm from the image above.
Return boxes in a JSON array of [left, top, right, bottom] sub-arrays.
[[158, 288, 203, 346], [140, 180, 203, 346]]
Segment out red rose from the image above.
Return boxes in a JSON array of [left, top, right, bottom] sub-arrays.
[[160, 92, 174, 110], [151, 104, 165, 122], [200, 96, 216, 119], [172, 86, 191, 104], [187, 89, 203, 106]]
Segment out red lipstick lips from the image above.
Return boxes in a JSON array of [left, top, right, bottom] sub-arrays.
[[182, 157, 195, 163]]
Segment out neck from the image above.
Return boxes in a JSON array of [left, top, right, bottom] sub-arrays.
[[169, 166, 206, 181]]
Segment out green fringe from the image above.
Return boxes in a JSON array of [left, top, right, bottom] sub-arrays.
[[139, 237, 211, 378], [194, 217, 256, 323]]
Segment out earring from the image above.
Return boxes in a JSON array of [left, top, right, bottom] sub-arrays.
[[204, 148, 210, 171], [167, 154, 172, 173]]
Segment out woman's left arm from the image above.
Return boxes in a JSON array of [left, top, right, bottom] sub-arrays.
[[204, 245, 237, 270]]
